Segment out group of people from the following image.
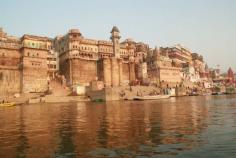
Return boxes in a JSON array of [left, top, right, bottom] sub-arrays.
[[1, 99, 8, 104]]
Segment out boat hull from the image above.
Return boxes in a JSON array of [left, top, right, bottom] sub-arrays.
[[0, 103, 16, 107], [133, 95, 170, 100]]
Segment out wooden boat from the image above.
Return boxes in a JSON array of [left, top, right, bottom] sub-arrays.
[[133, 95, 170, 100], [202, 93, 212, 96], [189, 92, 199, 96], [212, 92, 224, 95], [0, 102, 16, 107]]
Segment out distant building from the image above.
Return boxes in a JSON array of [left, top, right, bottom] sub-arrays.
[[54, 26, 148, 87], [163, 44, 193, 67], [47, 47, 59, 79], [147, 48, 182, 87], [0, 28, 58, 94], [0, 28, 21, 96], [227, 67, 235, 84], [0, 26, 226, 96]]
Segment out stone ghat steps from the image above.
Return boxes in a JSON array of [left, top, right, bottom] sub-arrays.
[[120, 86, 161, 100], [49, 79, 71, 96], [43, 95, 90, 103]]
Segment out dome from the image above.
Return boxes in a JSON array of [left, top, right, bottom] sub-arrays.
[[69, 29, 81, 34], [110, 26, 120, 33]]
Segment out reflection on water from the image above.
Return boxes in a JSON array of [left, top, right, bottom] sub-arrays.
[[0, 95, 236, 158]]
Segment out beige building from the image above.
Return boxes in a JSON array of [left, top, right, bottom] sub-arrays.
[[147, 48, 182, 87], [160, 44, 193, 67], [0, 28, 58, 95], [54, 26, 147, 87], [0, 26, 211, 96], [0, 28, 21, 96], [21, 35, 49, 93]]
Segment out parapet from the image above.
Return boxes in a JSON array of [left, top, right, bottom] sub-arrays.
[[69, 29, 81, 34]]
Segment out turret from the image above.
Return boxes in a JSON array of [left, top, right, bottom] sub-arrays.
[[110, 26, 121, 58]]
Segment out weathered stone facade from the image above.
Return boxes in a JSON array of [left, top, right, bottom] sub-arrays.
[[147, 48, 182, 87], [0, 28, 53, 95], [54, 26, 145, 87], [98, 58, 123, 87], [21, 35, 49, 93], [0, 28, 21, 96], [0, 26, 212, 96]]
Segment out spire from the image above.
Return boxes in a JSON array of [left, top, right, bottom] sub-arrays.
[[110, 26, 120, 33]]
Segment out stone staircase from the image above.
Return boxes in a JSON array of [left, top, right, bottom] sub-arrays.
[[48, 79, 71, 96]]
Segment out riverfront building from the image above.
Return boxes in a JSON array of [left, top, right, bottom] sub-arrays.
[[0, 26, 220, 96], [0, 26, 149, 96]]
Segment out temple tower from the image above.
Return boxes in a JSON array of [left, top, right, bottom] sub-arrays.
[[110, 26, 121, 58]]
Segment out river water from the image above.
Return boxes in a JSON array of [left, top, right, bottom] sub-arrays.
[[0, 95, 236, 158]]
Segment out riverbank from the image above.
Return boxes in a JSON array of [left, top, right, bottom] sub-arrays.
[[0, 95, 90, 105], [1, 90, 235, 106]]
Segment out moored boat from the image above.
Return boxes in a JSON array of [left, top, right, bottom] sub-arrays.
[[212, 92, 224, 95], [133, 95, 170, 100], [0, 102, 16, 107]]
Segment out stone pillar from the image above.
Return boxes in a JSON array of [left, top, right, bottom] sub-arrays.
[[111, 58, 119, 87], [141, 62, 148, 79], [103, 59, 111, 87], [119, 59, 123, 86], [129, 62, 135, 82], [69, 59, 72, 85]]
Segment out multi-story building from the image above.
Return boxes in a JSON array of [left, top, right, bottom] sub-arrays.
[[54, 26, 147, 87], [227, 67, 235, 84], [160, 44, 193, 67], [0, 26, 214, 96], [0, 28, 58, 95], [47, 47, 59, 79], [0, 28, 21, 96], [20, 34, 49, 93], [147, 48, 182, 87], [191, 53, 208, 80]]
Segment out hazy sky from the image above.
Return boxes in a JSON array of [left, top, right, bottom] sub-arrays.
[[1, 0, 236, 72]]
